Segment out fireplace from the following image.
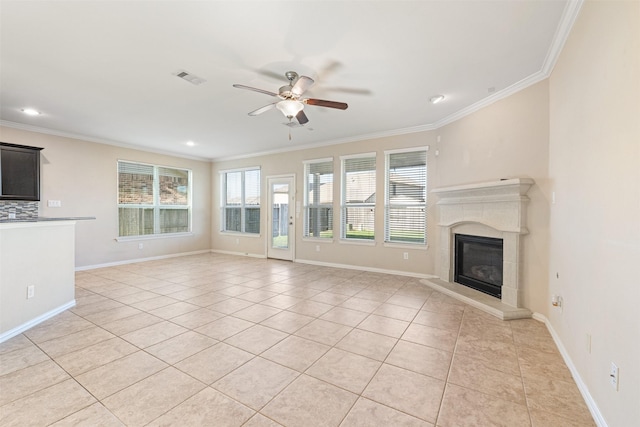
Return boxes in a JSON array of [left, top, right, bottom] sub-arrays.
[[454, 234, 503, 298], [431, 178, 534, 310]]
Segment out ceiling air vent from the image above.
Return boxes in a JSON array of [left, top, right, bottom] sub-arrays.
[[174, 70, 206, 85]]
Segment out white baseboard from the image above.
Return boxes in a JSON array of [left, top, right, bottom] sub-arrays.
[[294, 258, 438, 279], [0, 300, 76, 344], [75, 249, 212, 271], [210, 249, 266, 259], [532, 312, 607, 427]]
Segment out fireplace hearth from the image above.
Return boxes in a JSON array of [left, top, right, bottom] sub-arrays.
[[454, 234, 503, 298]]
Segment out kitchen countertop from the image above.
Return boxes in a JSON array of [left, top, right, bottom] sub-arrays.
[[0, 216, 96, 223]]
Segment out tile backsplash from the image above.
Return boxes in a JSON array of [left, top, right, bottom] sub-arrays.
[[0, 201, 39, 220]]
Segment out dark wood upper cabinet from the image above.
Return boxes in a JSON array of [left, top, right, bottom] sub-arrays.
[[0, 142, 44, 201]]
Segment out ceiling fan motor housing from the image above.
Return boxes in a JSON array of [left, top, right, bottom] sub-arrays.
[[284, 71, 299, 82], [279, 85, 294, 99]]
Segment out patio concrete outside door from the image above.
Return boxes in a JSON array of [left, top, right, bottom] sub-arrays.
[[267, 175, 295, 261]]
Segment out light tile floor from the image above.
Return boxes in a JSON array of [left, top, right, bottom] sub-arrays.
[[0, 253, 595, 426]]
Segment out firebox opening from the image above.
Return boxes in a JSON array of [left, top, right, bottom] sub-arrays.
[[454, 234, 503, 299]]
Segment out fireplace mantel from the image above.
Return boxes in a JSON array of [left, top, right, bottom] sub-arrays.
[[432, 178, 534, 233], [424, 178, 534, 319]]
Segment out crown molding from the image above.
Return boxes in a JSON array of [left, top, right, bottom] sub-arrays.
[[216, 1, 584, 162], [3, 1, 584, 164], [0, 120, 210, 162], [542, 0, 585, 76], [211, 122, 439, 162], [431, 0, 584, 130]]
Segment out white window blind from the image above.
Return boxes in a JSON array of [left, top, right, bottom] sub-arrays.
[[221, 168, 261, 234], [118, 161, 191, 237], [341, 154, 376, 240], [244, 169, 261, 234], [385, 149, 427, 244], [304, 159, 333, 238]]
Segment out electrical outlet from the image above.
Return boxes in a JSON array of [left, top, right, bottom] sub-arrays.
[[8, 213, 16, 219], [403, 252, 409, 260], [138, 243, 143, 250], [610, 363, 619, 390], [47, 200, 62, 208], [316, 245, 320, 252], [27, 285, 35, 299]]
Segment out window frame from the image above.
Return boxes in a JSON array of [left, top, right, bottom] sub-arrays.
[[384, 147, 428, 246], [303, 157, 334, 240], [219, 166, 261, 235], [116, 160, 192, 240], [340, 152, 377, 242]]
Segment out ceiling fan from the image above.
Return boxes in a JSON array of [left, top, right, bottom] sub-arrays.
[[233, 71, 348, 126]]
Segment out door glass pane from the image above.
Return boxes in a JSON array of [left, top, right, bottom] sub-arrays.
[[271, 183, 289, 249]]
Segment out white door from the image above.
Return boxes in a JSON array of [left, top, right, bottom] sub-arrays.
[[267, 175, 295, 261]]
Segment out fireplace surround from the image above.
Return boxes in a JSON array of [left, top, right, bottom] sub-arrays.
[[425, 178, 534, 319]]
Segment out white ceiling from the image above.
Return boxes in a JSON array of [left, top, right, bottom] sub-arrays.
[[0, 1, 574, 160]]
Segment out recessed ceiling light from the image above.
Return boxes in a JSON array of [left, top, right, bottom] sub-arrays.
[[429, 95, 445, 104], [185, 141, 196, 147], [21, 108, 41, 116]]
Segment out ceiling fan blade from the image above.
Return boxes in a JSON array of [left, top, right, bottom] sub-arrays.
[[233, 84, 279, 97], [304, 98, 348, 110], [323, 86, 372, 96], [253, 69, 286, 82], [296, 110, 309, 125], [248, 103, 277, 116], [291, 76, 314, 96], [317, 60, 343, 80]]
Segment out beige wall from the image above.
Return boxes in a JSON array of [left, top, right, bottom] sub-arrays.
[[211, 132, 438, 276], [211, 81, 551, 306], [0, 126, 212, 268], [435, 80, 551, 313], [548, 1, 640, 425]]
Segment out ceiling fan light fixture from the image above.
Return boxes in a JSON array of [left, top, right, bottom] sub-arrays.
[[430, 95, 445, 104], [276, 100, 304, 118]]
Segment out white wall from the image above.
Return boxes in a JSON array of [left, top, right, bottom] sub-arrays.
[[548, 1, 640, 425], [0, 126, 212, 268], [1, 221, 75, 337]]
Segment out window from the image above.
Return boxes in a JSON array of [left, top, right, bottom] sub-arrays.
[[220, 168, 261, 234], [304, 158, 334, 238], [385, 148, 427, 244], [341, 153, 376, 240], [118, 161, 191, 237]]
